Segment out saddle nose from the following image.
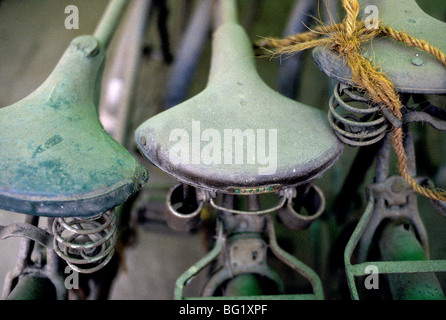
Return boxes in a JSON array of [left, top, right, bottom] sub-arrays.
[[135, 18, 343, 194], [312, 0, 446, 94], [0, 35, 148, 217]]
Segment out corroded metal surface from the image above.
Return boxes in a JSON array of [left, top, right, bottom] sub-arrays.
[[0, 35, 148, 217]]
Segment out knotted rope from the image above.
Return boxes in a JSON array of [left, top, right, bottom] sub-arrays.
[[258, 0, 446, 202]]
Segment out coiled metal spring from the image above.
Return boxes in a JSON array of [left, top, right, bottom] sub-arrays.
[[52, 210, 117, 274], [328, 82, 389, 146]]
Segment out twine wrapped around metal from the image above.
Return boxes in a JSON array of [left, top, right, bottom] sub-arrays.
[[258, 0, 446, 202]]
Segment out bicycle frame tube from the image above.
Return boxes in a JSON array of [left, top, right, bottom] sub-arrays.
[[93, 0, 129, 50], [378, 223, 445, 300], [278, 0, 317, 99], [174, 215, 324, 300]]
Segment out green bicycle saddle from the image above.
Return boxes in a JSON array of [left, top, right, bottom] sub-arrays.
[[313, 0, 446, 94], [0, 35, 148, 217], [135, 21, 343, 194]]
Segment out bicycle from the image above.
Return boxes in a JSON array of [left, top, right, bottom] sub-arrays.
[[0, 0, 151, 300], [307, 0, 446, 300], [0, 0, 445, 301]]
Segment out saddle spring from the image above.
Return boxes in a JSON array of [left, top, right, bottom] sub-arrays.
[[328, 82, 389, 146], [52, 210, 117, 274]]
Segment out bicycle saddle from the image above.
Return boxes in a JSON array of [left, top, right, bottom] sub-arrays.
[[0, 35, 148, 217], [135, 18, 343, 194], [313, 0, 446, 94]]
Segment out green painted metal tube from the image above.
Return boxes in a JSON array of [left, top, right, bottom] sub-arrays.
[[215, 0, 238, 27], [174, 224, 225, 300], [6, 275, 56, 300], [225, 274, 263, 297], [378, 223, 446, 300]]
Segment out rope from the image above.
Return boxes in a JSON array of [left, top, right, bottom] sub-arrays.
[[258, 0, 446, 202]]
